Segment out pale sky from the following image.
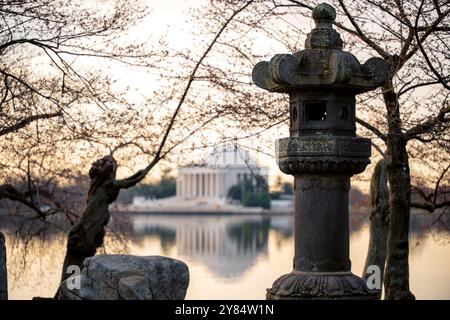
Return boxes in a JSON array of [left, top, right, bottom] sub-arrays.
[[99, 0, 293, 186], [98, 0, 383, 189], [74, 0, 441, 191]]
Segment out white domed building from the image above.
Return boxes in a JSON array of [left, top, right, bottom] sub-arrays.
[[129, 144, 269, 213], [176, 144, 268, 200]]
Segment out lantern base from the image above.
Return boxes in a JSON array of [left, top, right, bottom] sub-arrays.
[[266, 271, 377, 300]]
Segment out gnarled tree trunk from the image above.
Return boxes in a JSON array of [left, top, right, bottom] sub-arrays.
[[57, 156, 152, 298], [363, 159, 389, 299], [383, 81, 415, 300]]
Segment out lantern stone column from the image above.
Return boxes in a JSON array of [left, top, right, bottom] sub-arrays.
[[252, 3, 388, 300]]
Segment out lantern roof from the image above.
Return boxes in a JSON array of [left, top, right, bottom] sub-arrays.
[[252, 3, 389, 94]]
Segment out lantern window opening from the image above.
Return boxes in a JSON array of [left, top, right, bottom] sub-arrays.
[[305, 102, 327, 122]]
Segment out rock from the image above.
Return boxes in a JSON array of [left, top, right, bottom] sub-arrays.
[[0, 232, 7, 300], [58, 254, 189, 300], [118, 276, 153, 300]]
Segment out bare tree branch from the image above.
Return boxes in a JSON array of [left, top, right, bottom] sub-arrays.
[[414, 0, 450, 90], [337, 0, 390, 59], [356, 116, 387, 141], [0, 112, 62, 136], [155, 1, 254, 161]]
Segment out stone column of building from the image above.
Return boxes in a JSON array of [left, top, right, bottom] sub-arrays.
[[184, 173, 188, 197], [213, 173, 217, 197], [212, 173, 216, 197], [184, 174, 188, 198], [203, 173, 207, 197], [215, 172, 220, 197], [193, 173, 196, 197], [177, 175, 181, 197], [195, 173, 199, 197], [205, 173, 209, 197], [0, 232, 7, 300], [218, 172, 224, 197], [190, 173, 195, 198], [208, 173, 213, 197], [252, 3, 388, 300], [223, 172, 227, 197], [223, 172, 227, 196], [210, 173, 213, 197], [185, 174, 189, 198], [200, 173, 204, 197]]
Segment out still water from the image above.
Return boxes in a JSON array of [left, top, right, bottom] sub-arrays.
[[5, 214, 450, 300]]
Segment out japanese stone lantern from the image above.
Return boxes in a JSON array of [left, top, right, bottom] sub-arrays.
[[252, 3, 388, 299]]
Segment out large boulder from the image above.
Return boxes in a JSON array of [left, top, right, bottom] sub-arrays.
[[0, 232, 7, 300], [58, 254, 189, 300]]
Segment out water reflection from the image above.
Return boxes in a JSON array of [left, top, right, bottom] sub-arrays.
[[131, 212, 450, 299], [133, 215, 288, 278], [3, 212, 450, 299]]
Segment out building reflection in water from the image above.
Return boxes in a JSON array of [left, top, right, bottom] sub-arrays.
[[2, 211, 449, 299], [133, 215, 293, 278], [131, 211, 449, 281]]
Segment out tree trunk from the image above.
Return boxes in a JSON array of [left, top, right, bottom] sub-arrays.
[[383, 81, 415, 300], [363, 159, 389, 299], [55, 190, 113, 299], [56, 156, 151, 298], [59, 190, 113, 285], [0, 232, 7, 300], [60, 214, 109, 283]]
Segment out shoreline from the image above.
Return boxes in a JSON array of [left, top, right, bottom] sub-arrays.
[[125, 209, 293, 216]]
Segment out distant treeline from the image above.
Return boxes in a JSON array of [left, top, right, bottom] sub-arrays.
[[117, 175, 176, 204]]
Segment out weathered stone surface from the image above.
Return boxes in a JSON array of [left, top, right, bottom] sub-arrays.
[[0, 232, 7, 300], [252, 3, 387, 300], [118, 275, 153, 300], [275, 136, 371, 175], [58, 254, 189, 300], [267, 272, 377, 300], [276, 136, 371, 157]]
